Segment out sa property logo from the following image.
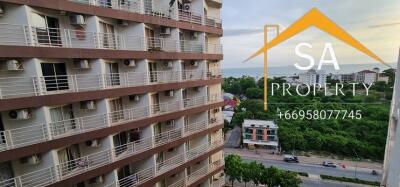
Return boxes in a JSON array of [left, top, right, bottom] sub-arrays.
[[244, 8, 390, 111]]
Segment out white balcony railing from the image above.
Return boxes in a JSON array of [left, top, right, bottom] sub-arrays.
[[167, 159, 224, 187], [206, 43, 223, 54], [180, 40, 204, 53], [118, 139, 223, 187], [0, 69, 220, 99], [0, 24, 223, 53], [68, 0, 222, 28], [0, 119, 223, 187], [0, 95, 222, 152], [211, 175, 225, 187], [146, 37, 179, 52]]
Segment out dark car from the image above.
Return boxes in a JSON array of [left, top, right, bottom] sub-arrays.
[[322, 161, 337, 168], [283, 155, 299, 163]]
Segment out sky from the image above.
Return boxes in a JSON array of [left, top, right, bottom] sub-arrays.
[[220, 0, 400, 69]]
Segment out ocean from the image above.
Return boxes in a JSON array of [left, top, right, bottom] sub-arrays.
[[222, 63, 397, 78]]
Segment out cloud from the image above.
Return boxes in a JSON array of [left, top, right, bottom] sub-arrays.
[[224, 28, 263, 37], [369, 22, 400, 28]]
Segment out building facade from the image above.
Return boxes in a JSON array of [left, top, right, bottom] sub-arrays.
[[0, 0, 224, 187], [382, 50, 400, 187], [242, 119, 278, 149], [298, 69, 326, 86]]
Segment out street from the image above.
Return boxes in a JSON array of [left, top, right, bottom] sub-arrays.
[[301, 177, 370, 187], [240, 156, 381, 182]]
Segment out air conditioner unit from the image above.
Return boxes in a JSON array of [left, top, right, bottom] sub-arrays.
[[165, 90, 174, 97], [20, 154, 41, 165], [129, 94, 140, 101], [6, 59, 23, 71], [74, 59, 90, 69], [0, 5, 5, 16], [80, 100, 96, 110], [85, 139, 100, 147], [183, 3, 191, 12], [163, 61, 173, 68], [70, 15, 86, 25], [190, 32, 198, 39], [193, 87, 201, 92], [160, 27, 171, 35], [117, 19, 129, 26], [9, 109, 31, 120], [89, 175, 104, 184], [190, 61, 198, 67], [123, 59, 136, 67], [166, 119, 175, 127], [210, 117, 217, 123]]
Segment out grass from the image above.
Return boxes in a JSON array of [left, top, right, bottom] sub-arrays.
[[320, 175, 380, 186]]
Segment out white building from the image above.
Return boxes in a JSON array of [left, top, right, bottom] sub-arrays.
[[0, 0, 225, 186], [298, 69, 326, 86], [242, 119, 279, 149]]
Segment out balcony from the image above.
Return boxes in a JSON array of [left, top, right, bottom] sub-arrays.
[[146, 37, 179, 52], [206, 0, 223, 9], [167, 159, 224, 187], [178, 10, 203, 25], [211, 175, 225, 187], [205, 16, 222, 28], [118, 139, 223, 187], [0, 94, 223, 152], [71, 0, 143, 14], [0, 69, 220, 100], [0, 119, 223, 187], [0, 24, 223, 54]]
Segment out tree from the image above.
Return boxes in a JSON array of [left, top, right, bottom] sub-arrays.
[[260, 166, 280, 187], [278, 171, 302, 187], [225, 154, 243, 186], [241, 162, 251, 187]]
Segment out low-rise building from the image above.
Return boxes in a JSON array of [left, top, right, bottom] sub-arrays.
[[242, 119, 279, 149]]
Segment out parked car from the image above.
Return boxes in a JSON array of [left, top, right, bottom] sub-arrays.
[[283, 155, 299, 163], [322, 161, 337, 168]]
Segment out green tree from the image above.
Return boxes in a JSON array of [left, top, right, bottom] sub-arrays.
[[241, 162, 251, 187], [278, 171, 302, 187], [225, 154, 243, 186]]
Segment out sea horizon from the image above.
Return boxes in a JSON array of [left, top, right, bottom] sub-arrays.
[[222, 63, 397, 78]]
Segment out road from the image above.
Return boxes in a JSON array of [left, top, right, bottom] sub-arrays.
[[240, 156, 381, 182], [301, 177, 371, 187]]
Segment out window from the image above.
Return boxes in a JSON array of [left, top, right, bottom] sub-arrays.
[[57, 144, 80, 174], [109, 98, 124, 122], [31, 12, 61, 46], [50, 105, 75, 136], [107, 63, 120, 86], [99, 22, 115, 49], [41, 63, 69, 92]]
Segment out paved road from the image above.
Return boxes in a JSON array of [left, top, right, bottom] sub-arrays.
[[241, 156, 381, 182], [301, 178, 371, 187], [225, 126, 241, 148]]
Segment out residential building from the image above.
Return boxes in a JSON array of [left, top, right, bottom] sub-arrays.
[[298, 69, 326, 86], [333, 68, 390, 84], [382, 50, 400, 186], [0, 0, 224, 186], [242, 119, 279, 149]]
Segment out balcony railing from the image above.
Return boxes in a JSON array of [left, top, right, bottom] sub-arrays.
[[206, 43, 223, 54], [211, 175, 225, 187], [0, 24, 223, 53], [0, 94, 222, 152], [146, 37, 179, 52], [167, 159, 224, 187], [68, 0, 222, 28], [0, 69, 219, 99], [0, 119, 223, 187], [118, 139, 223, 187], [71, 0, 143, 14], [180, 40, 204, 53]]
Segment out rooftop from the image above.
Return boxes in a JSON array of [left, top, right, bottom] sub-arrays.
[[243, 119, 278, 128]]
